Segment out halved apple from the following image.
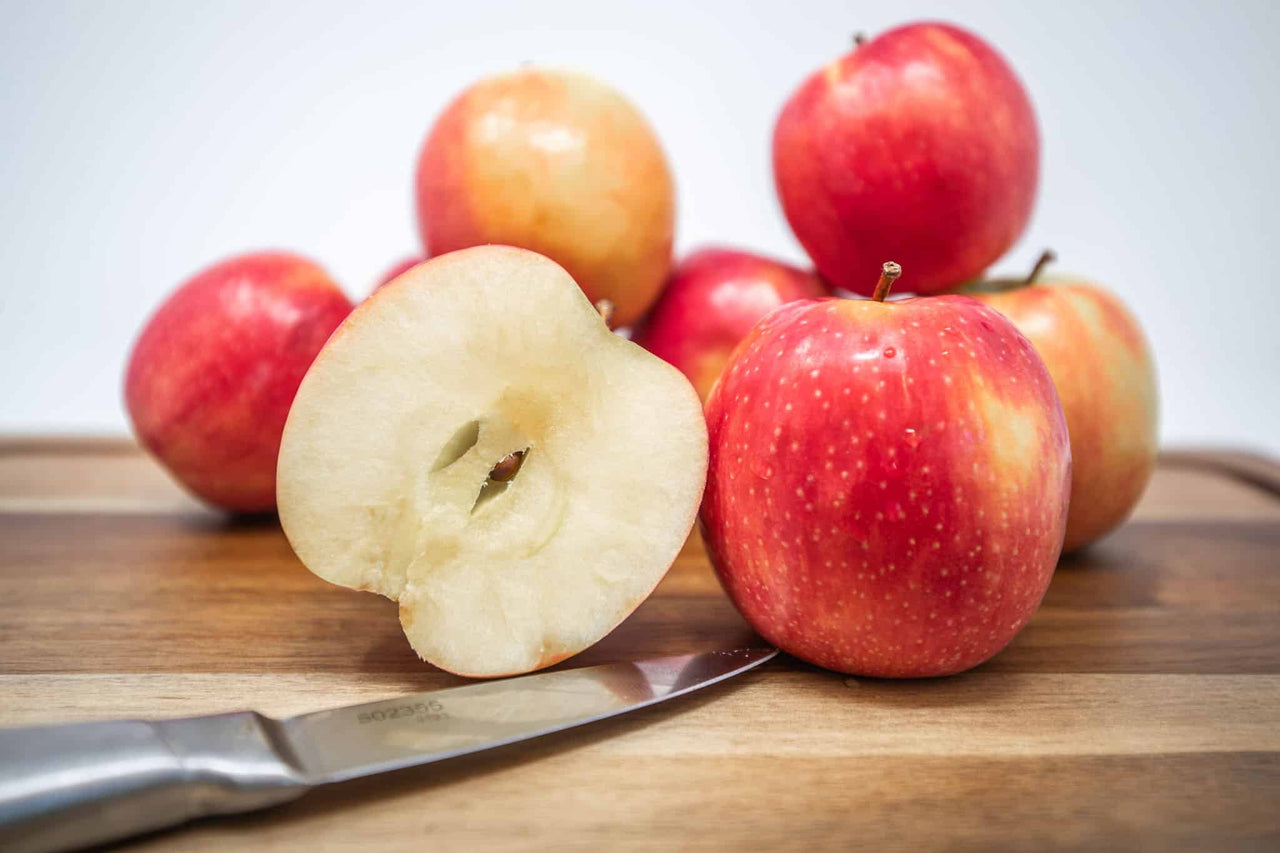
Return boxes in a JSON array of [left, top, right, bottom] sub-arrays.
[[277, 246, 708, 677]]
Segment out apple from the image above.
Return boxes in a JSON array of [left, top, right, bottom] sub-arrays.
[[124, 251, 353, 513], [700, 263, 1071, 678], [277, 246, 707, 677], [631, 247, 829, 401], [415, 68, 675, 328], [373, 255, 427, 292], [970, 252, 1159, 552], [773, 22, 1039, 295]]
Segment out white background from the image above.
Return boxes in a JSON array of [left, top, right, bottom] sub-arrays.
[[1, 0, 1276, 451]]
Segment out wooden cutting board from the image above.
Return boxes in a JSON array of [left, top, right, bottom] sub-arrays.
[[1, 440, 1278, 851]]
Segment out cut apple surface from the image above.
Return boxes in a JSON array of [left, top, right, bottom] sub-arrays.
[[277, 246, 707, 677]]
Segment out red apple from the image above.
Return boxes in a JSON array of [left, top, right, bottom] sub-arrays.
[[125, 251, 353, 512], [773, 22, 1039, 295], [373, 255, 427, 292], [701, 263, 1071, 677], [971, 252, 1159, 552], [416, 68, 675, 328], [631, 247, 829, 400]]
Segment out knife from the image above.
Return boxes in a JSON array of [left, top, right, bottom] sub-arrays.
[[0, 647, 775, 853]]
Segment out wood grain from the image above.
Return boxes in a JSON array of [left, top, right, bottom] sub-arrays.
[[1, 440, 1278, 852]]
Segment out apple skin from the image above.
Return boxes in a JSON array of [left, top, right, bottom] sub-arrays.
[[972, 279, 1158, 552], [373, 255, 427, 292], [631, 247, 829, 400], [700, 293, 1071, 677], [773, 22, 1039, 295], [125, 252, 353, 513], [416, 68, 675, 328]]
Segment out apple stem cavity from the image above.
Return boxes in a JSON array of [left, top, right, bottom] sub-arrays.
[[595, 299, 616, 330], [853, 32, 867, 47], [872, 262, 901, 303], [1025, 249, 1057, 285]]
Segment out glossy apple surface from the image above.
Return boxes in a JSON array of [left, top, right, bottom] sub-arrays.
[[416, 68, 675, 327], [632, 247, 828, 400], [125, 252, 353, 512], [773, 22, 1038, 295], [973, 266, 1158, 551], [701, 270, 1070, 677], [277, 246, 707, 677]]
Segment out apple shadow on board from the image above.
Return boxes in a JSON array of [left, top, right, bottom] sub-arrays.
[[210, 510, 280, 531]]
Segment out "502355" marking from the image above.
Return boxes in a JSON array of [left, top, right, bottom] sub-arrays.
[[357, 700, 447, 724]]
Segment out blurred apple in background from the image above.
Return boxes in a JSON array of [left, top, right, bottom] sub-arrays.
[[701, 263, 1071, 677], [971, 252, 1159, 552], [631, 247, 828, 400], [773, 22, 1039, 295], [124, 252, 353, 513], [416, 68, 675, 328], [373, 255, 426, 292]]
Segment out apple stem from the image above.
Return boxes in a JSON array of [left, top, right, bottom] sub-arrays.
[[1025, 250, 1057, 285], [595, 299, 616, 330], [853, 32, 867, 47], [872, 262, 901, 302]]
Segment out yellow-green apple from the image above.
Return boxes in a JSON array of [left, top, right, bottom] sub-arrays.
[[700, 263, 1071, 677], [124, 252, 352, 513], [970, 252, 1159, 552], [277, 246, 707, 677], [373, 255, 427, 292], [773, 22, 1039, 295], [632, 247, 829, 401], [416, 68, 675, 328]]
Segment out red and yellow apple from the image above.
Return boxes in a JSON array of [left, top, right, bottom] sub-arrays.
[[416, 68, 675, 328], [971, 253, 1159, 551], [700, 263, 1071, 677], [373, 255, 427, 292], [631, 247, 829, 401], [773, 22, 1039, 295], [125, 251, 353, 512], [277, 246, 707, 677]]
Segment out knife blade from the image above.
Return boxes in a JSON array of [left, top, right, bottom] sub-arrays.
[[0, 647, 775, 853]]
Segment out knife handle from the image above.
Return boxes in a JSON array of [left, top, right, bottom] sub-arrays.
[[0, 713, 311, 853]]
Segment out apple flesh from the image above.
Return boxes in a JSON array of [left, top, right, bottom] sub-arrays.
[[124, 251, 353, 512], [972, 255, 1158, 551], [277, 246, 707, 677], [632, 247, 828, 401], [773, 22, 1039, 295], [700, 264, 1071, 677], [416, 68, 675, 328]]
